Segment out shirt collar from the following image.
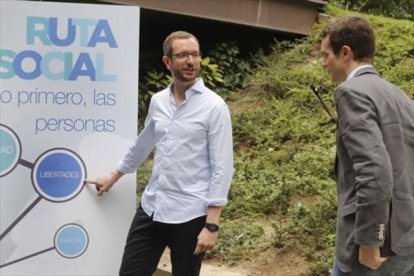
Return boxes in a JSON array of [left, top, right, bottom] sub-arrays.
[[168, 78, 205, 96], [346, 64, 373, 80], [190, 78, 205, 94]]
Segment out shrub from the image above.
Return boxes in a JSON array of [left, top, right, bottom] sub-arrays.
[[328, 0, 414, 20]]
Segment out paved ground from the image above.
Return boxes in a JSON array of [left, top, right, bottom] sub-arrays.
[[154, 248, 247, 276]]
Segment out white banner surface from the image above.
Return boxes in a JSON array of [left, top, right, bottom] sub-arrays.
[[0, 1, 139, 275]]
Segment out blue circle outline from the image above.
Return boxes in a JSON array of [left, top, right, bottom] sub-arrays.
[[54, 223, 89, 259], [0, 124, 22, 177], [31, 148, 87, 202]]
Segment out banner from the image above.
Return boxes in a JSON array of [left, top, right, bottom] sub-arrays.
[[0, 1, 139, 275]]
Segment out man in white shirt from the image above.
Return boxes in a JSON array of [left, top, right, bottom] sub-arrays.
[[86, 31, 234, 276]]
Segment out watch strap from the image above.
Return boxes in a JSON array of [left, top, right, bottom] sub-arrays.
[[205, 223, 219, 232]]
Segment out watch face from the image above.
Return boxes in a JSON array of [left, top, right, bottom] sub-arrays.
[[205, 223, 219, 232]]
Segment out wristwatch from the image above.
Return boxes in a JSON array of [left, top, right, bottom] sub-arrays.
[[205, 223, 219, 232]]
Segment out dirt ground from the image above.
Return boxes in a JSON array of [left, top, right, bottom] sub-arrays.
[[155, 248, 247, 276], [155, 247, 309, 276], [154, 218, 311, 276]]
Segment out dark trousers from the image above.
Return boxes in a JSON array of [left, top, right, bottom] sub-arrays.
[[119, 205, 206, 276]]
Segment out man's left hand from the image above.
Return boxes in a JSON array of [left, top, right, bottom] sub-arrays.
[[193, 228, 218, 255], [359, 245, 388, 270]]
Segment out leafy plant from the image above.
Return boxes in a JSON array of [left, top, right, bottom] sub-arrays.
[[207, 218, 265, 264], [328, 0, 414, 20], [207, 41, 254, 95], [223, 6, 413, 274]]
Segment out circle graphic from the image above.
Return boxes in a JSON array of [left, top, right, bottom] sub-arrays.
[[32, 148, 86, 202], [54, 224, 89, 258], [0, 124, 22, 177]]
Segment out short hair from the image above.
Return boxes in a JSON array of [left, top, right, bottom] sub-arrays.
[[320, 16, 375, 61], [162, 31, 200, 57]]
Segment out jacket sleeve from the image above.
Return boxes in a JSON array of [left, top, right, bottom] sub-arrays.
[[335, 85, 392, 247]]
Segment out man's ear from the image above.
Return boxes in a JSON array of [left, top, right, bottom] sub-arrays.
[[162, 55, 171, 70], [341, 45, 353, 61]]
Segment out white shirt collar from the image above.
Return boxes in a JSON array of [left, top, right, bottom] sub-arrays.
[[346, 64, 373, 80]]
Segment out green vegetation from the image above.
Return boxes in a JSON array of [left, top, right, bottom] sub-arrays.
[[329, 0, 414, 21], [137, 5, 414, 275]]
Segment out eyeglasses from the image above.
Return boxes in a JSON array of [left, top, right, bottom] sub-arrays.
[[170, 52, 202, 61]]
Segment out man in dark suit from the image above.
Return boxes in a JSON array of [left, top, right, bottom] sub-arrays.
[[320, 16, 414, 275]]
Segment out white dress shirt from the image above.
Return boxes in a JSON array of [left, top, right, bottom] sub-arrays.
[[118, 79, 234, 223]]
